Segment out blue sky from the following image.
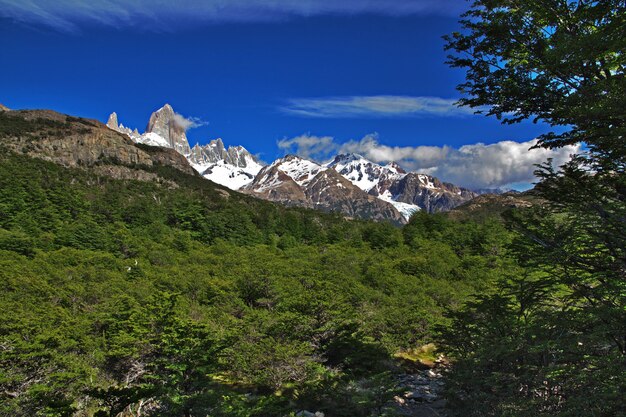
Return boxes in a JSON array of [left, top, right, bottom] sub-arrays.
[[0, 0, 577, 189]]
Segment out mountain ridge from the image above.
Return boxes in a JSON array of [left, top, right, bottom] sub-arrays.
[[106, 104, 480, 222], [243, 154, 407, 224]]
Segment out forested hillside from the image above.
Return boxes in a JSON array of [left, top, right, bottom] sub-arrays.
[[0, 148, 512, 416], [1, 1, 623, 415]]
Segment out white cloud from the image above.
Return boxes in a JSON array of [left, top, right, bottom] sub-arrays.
[[0, 0, 467, 32], [280, 96, 475, 118], [278, 133, 580, 189], [277, 134, 338, 159], [171, 112, 207, 131], [339, 134, 452, 168]]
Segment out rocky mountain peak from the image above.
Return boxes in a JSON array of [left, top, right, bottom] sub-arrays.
[[244, 155, 406, 225], [106, 112, 119, 130], [329, 153, 367, 165], [278, 154, 306, 163], [209, 138, 225, 149], [187, 138, 259, 170], [270, 155, 327, 186], [386, 161, 406, 174], [0, 103, 10, 111], [104, 105, 262, 189], [145, 104, 191, 155]]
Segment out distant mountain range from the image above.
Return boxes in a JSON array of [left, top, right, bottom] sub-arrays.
[[106, 104, 485, 223]]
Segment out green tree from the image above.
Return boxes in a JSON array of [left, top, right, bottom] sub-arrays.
[[97, 292, 220, 416], [442, 1, 626, 415]]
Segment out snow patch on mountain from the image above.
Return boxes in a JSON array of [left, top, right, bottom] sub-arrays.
[[136, 132, 170, 148], [378, 190, 420, 220], [417, 174, 437, 189], [275, 155, 327, 185], [193, 160, 260, 190]]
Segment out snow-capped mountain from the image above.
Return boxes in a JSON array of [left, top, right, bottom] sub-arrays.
[[106, 105, 263, 189], [188, 139, 264, 189], [243, 155, 406, 224], [329, 153, 405, 194], [327, 154, 420, 219], [105, 103, 478, 223], [327, 153, 478, 217]]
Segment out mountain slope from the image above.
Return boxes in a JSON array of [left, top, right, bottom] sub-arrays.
[[244, 155, 406, 224], [188, 139, 264, 189], [389, 173, 478, 213], [446, 191, 541, 222], [1, 109, 195, 180]]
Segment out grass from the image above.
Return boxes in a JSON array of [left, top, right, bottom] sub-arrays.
[[394, 343, 439, 368]]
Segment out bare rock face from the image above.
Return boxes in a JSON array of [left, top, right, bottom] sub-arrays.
[[389, 173, 478, 213], [306, 169, 405, 224], [188, 138, 259, 169], [106, 112, 119, 130], [0, 109, 196, 180], [244, 163, 309, 205], [106, 111, 137, 138], [0, 103, 10, 112], [145, 104, 191, 155]]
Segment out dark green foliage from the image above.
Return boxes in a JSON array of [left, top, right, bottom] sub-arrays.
[[0, 150, 512, 416], [441, 1, 625, 415]]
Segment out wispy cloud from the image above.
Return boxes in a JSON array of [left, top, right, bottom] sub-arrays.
[[278, 133, 579, 190], [172, 112, 207, 131], [277, 134, 338, 159], [279, 96, 476, 118], [0, 0, 467, 32]]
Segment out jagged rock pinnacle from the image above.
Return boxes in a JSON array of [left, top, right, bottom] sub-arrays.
[[106, 112, 119, 130], [145, 104, 191, 155]]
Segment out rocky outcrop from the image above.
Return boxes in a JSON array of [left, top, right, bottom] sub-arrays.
[[106, 112, 119, 130], [0, 109, 196, 180], [106, 111, 137, 139], [145, 104, 191, 155], [0, 103, 10, 112]]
